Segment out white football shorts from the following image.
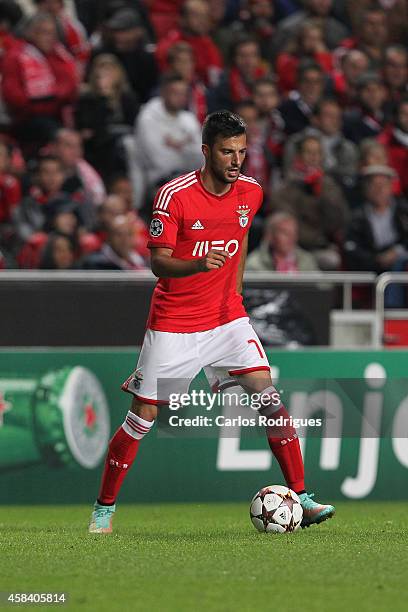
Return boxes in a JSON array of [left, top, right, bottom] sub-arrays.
[[121, 317, 271, 404]]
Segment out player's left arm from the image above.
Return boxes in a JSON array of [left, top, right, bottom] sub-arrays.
[[236, 233, 248, 294]]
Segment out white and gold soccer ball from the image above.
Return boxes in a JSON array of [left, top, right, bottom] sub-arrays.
[[250, 485, 303, 533]]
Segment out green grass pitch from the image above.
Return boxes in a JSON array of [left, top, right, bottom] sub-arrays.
[[0, 503, 407, 612]]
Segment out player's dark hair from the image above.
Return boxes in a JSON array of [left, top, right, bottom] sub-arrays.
[[202, 110, 246, 148]]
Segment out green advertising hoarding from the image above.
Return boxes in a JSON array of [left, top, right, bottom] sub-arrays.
[[0, 349, 407, 504]]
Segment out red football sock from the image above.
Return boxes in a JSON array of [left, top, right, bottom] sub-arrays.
[[265, 405, 305, 493], [97, 427, 140, 505]]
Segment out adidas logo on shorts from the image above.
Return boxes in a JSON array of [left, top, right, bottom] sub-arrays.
[[191, 220, 204, 229]]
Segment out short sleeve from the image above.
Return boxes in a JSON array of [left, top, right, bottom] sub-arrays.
[[147, 189, 182, 249], [255, 184, 264, 214]]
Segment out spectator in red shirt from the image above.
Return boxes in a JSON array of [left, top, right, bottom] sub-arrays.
[[156, 0, 223, 86], [148, 0, 184, 40], [379, 98, 408, 198], [167, 41, 207, 124], [208, 36, 269, 111], [0, 141, 21, 224], [33, 0, 91, 77], [276, 19, 334, 94], [2, 12, 78, 146]]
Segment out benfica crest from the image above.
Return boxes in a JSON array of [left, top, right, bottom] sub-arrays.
[[236, 204, 250, 228]]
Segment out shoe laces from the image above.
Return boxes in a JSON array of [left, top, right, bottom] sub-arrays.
[[96, 506, 114, 516], [299, 492, 317, 509]]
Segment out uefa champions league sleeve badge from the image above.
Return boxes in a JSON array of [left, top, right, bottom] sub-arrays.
[[150, 218, 164, 237]]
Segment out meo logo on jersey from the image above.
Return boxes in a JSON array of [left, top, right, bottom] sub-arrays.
[[150, 218, 163, 237], [237, 205, 250, 228], [192, 239, 239, 257]]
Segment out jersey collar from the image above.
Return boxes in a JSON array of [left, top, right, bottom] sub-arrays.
[[196, 169, 237, 200]]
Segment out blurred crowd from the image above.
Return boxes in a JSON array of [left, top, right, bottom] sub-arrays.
[[0, 0, 407, 304]]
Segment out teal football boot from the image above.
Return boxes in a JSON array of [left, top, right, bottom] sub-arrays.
[[88, 502, 116, 534], [299, 493, 335, 528]]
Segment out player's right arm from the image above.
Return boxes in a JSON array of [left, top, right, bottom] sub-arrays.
[[150, 247, 230, 278]]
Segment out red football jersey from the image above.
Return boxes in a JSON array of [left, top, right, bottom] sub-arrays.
[[146, 170, 263, 332]]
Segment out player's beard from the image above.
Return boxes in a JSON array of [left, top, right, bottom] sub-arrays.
[[210, 158, 241, 184]]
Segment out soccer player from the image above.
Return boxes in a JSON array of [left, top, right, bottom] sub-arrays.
[[89, 111, 335, 533]]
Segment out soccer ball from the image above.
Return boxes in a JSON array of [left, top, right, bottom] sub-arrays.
[[250, 485, 303, 533]]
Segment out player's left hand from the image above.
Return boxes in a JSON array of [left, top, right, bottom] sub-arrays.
[[197, 249, 230, 272]]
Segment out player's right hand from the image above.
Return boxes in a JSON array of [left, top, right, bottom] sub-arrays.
[[197, 249, 230, 272]]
